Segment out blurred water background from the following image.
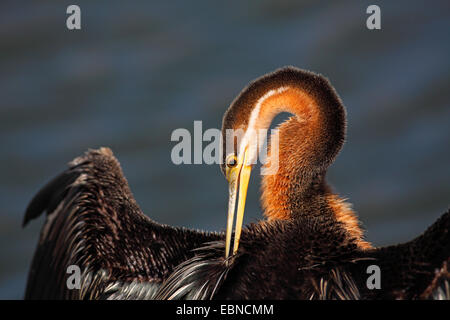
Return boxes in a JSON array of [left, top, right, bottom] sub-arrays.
[[0, 0, 449, 299]]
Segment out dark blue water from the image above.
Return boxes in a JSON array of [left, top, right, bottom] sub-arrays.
[[0, 1, 449, 299]]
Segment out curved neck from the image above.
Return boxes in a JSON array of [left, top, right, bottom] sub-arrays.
[[253, 87, 340, 214], [260, 111, 334, 221], [247, 85, 345, 168], [253, 86, 370, 249]]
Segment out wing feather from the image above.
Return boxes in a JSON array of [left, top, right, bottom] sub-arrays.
[[23, 148, 221, 299]]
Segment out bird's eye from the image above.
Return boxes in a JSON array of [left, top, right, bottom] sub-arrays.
[[226, 155, 237, 168]]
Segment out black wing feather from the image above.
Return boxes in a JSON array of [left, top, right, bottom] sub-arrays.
[[349, 209, 450, 299], [23, 147, 221, 299]]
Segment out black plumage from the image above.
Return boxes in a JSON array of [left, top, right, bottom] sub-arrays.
[[23, 148, 221, 299]]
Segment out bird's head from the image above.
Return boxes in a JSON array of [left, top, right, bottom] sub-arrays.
[[220, 66, 346, 258]]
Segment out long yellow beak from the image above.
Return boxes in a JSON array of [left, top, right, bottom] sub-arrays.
[[225, 148, 252, 259]]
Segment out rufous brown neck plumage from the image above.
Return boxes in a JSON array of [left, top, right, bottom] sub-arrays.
[[222, 66, 371, 250]]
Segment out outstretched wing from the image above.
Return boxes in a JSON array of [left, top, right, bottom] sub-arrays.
[[348, 209, 450, 299], [23, 147, 221, 300]]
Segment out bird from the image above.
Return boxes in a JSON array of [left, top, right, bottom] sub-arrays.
[[23, 66, 449, 300]]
